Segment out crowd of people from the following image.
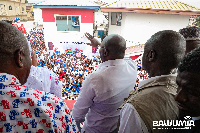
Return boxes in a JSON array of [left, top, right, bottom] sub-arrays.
[[23, 27, 103, 100], [135, 59, 148, 89], [21, 27, 147, 99]]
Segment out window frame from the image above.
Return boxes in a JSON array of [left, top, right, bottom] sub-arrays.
[[111, 12, 122, 26], [55, 14, 81, 32], [9, 5, 12, 10]]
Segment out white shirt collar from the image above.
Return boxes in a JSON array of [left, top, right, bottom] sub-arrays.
[[138, 74, 177, 88], [192, 116, 200, 121], [98, 59, 125, 68]]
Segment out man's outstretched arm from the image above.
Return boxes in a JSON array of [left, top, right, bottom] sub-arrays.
[[72, 75, 96, 125], [85, 32, 101, 47]]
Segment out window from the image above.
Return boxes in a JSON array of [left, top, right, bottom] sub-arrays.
[[22, 7, 24, 11], [111, 12, 122, 26], [9, 5, 12, 10], [56, 15, 80, 31]]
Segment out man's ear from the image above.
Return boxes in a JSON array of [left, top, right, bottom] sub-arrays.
[[14, 49, 24, 68], [103, 48, 109, 56], [148, 50, 156, 62]]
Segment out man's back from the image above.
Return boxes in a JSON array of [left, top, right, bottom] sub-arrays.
[[119, 75, 178, 133], [72, 59, 137, 133]]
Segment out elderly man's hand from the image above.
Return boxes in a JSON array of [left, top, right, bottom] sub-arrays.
[[32, 51, 37, 67], [85, 32, 101, 47]]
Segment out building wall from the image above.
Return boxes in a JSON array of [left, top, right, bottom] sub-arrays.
[[108, 12, 190, 47], [108, 12, 123, 36], [33, 8, 43, 24], [42, 8, 93, 23], [0, 1, 7, 16], [41, 8, 94, 53], [0, 0, 27, 21]]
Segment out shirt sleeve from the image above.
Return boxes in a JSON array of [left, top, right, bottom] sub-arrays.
[[25, 66, 62, 99], [47, 93, 79, 132], [119, 103, 148, 133], [24, 65, 44, 91], [49, 70, 62, 98], [61, 102, 79, 132], [124, 57, 137, 71], [72, 75, 96, 123]]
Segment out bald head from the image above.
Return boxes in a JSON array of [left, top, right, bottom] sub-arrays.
[[0, 21, 31, 84], [100, 34, 126, 62], [142, 30, 186, 77]]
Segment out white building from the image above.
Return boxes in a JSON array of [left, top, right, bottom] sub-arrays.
[[101, 0, 200, 48], [0, 0, 28, 22], [33, 0, 99, 56]]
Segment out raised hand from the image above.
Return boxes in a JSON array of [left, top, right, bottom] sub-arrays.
[[31, 51, 37, 67], [85, 32, 101, 47]]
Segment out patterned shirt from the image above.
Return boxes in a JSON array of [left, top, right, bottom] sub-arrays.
[[0, 73, 79, 133]]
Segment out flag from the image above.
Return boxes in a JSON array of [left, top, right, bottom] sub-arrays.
[[48, 42, 54, 50], [92, 47, 97, 53], [54, 47, 58, 51], [55, 51, 60, 54], [65, 48, 72, 54], [75, 48, 83, 52]]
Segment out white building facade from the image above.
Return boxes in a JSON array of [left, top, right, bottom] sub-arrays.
[[33, 0, 100, 56], [101, 0, 200, 47], [109, 13, 190, 47]]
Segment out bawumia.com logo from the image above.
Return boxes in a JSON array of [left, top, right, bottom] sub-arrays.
[[153, 116, 195, 130]]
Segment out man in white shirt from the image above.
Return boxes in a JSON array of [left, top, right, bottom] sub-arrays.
[[118, 30, 186, 133], [72, 34, 137, 133], [25, 65, 62, 98], [24, 51, 62, 98]]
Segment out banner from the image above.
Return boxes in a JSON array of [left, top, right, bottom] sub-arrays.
[[48, 42, 54, 50]]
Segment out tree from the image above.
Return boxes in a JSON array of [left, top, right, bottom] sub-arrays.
[[25, 0, 28, 3], [193, 16, 200, 27]]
